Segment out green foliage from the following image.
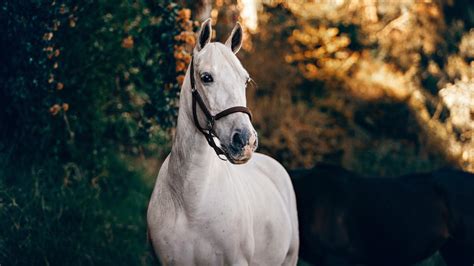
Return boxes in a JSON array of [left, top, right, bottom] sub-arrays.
[[55, 0, 182, 154], [0, 0, 184, 264], [1, 0, 182, 165], [0, 155, 153, 265], [0, 0, 60, 157]]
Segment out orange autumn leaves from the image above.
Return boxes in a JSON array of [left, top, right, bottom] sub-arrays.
[[47, 3, 76, 116], [174, 8, 195, 86], [49, 103, 69, 116], [122, 36, 134, 49]]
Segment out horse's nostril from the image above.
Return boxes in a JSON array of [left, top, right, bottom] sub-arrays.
[[232, 131, 246, 149]]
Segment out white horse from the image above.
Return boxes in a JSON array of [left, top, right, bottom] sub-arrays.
[[147, 19, 299, 265]]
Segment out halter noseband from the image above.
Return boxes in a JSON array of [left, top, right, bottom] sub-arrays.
[[189, 56, 253, 159]]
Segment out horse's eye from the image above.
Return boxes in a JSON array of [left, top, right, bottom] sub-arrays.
[[200, 73, 213, 83]]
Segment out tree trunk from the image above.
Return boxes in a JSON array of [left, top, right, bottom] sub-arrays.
[[182, 0, 212, 22]]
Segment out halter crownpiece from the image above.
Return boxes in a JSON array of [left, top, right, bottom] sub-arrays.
[[189, 56, 253, 159]]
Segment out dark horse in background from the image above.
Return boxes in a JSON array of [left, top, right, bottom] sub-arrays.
[[291, 164, 474, 266]]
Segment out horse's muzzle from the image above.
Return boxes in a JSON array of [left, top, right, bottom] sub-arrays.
[[227, 129, 258, 164]]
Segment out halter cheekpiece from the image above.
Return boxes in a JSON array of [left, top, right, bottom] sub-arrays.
[[189, 56, 253, 159]]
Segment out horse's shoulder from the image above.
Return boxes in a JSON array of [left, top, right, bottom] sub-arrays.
[[147, 155, 180, 227]]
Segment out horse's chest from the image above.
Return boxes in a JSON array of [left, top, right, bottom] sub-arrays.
[[192, 193, 254, 247], [156, 205, 254, 265], [155, 187, 288, 265], [197, 184, 290, 263]]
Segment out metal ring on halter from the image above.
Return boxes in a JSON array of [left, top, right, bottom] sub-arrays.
[[189, 56, 253, 159]]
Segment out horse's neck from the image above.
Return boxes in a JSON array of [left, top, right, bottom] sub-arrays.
[[169, 106, 217, 174], [167, 79, 221, 208]]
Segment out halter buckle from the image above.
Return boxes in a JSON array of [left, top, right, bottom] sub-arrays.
[[206, 116, 215, 130]]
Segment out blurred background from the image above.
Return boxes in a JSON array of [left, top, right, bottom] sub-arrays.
[[0, 0, 473, 265]]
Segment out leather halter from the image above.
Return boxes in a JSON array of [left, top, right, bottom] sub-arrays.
[[189, 56, 253, 159]]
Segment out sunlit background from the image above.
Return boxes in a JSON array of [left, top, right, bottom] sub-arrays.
[[1, 0, 473, 265], [206, 0, 474, 175]]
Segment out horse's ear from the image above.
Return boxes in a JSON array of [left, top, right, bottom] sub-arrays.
[[225, 22, 243, 54], [196, 18, 212, 52]]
